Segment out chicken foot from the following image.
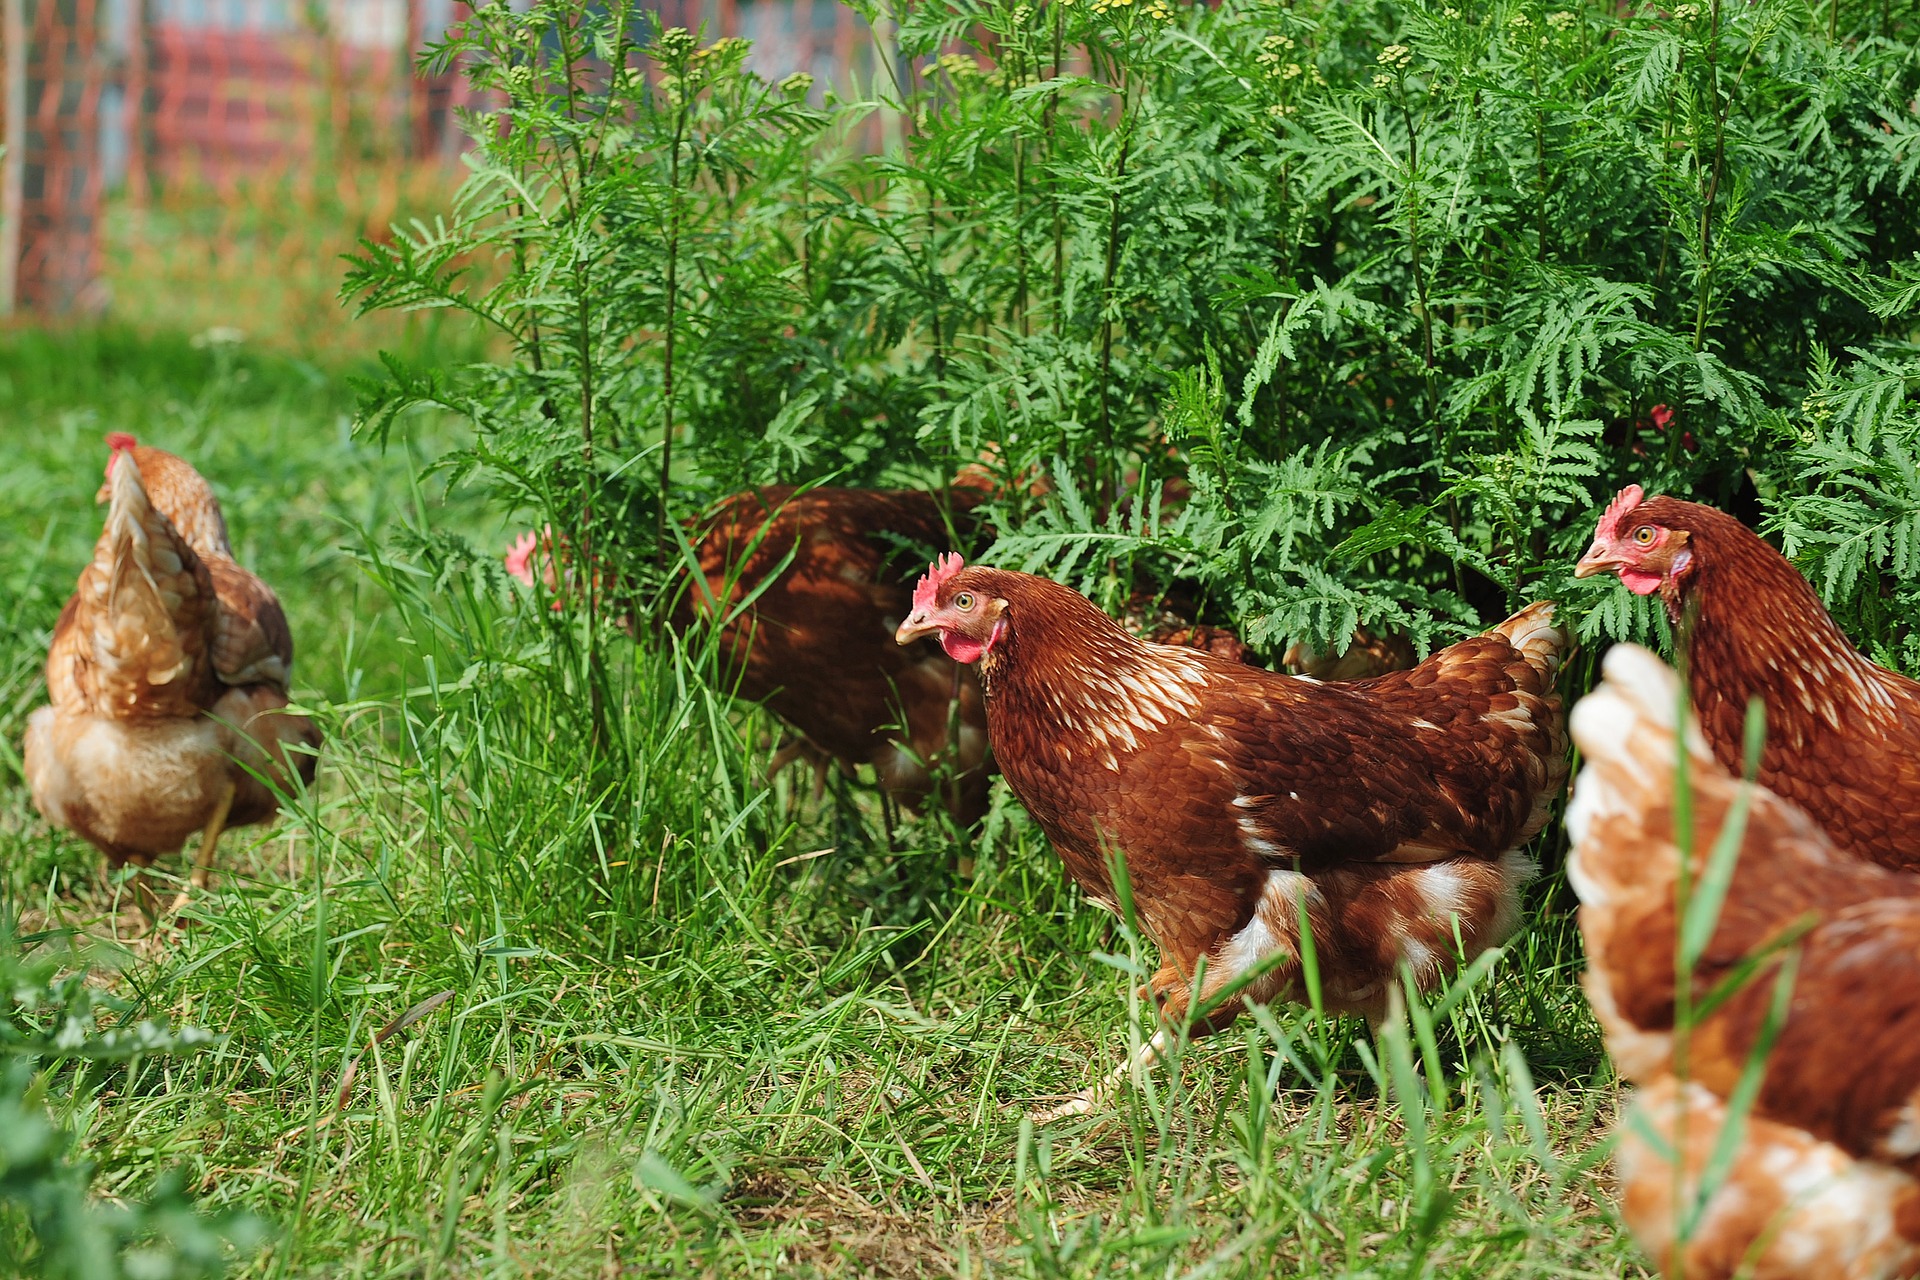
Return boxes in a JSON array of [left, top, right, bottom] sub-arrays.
[[165, 783, 234, 918], [1031, 1027, 1172, 1123]]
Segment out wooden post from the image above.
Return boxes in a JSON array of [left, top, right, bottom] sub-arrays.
[[404, 0, 423, 159], [123, 0, 145, 204], [1, 0, 25, 316]]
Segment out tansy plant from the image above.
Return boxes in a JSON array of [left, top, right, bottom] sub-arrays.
[[350, 0, 1918, 668]]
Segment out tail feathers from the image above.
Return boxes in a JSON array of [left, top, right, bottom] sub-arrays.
[[82, 454, 216, 717], [1564, 645, 1717, 866], [1488, 601, 1567, 683], [1479, 602, 1570, 844]]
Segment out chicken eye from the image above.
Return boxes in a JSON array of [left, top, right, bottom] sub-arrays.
[[953, 591, 976, 610], [1632, 526, 1656, 547]]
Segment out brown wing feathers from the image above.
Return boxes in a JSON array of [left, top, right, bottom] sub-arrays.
[[68, 452, 221, 719], [943, 565, 1567, 1023], [118, 441, 296, 693]]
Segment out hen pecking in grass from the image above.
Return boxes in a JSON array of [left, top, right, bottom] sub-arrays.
[[896, 556, 1568, 1116], [24, 434, 320, 914]]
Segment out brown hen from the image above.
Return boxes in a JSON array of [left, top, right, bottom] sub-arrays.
[[508, 488, 1257, 830], [896, 558, 1568, 1114], [24, 435, 320, 906], [1567, 643, 1920, 1279], [1577, 485, 1920, 870], [677, 486, 993, 826]]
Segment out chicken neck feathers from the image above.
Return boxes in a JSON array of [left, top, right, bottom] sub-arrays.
[[1635, 497, 1920, 870], [62, 454, 220, 720], [118, 443, 295, 692]]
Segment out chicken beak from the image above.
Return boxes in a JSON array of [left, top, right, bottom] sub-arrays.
[[1573, 543, 1619, 579], [895, 611, 937, 646]]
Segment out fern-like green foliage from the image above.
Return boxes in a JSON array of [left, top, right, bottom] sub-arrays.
[[0, 927, 263, 1277], [1764, 344, 1920, 669], [348, 0, 1919, 668]]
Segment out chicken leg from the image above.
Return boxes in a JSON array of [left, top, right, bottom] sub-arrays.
[[1031, 1027, 1171, 1123], [166, 782, 234, 917]]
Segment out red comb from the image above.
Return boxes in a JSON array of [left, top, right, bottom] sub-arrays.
[[913, 553, 966, 613], [105, 432, 138, 452], [1595, 484, 1645, 541], [504, 530, 540, 587]]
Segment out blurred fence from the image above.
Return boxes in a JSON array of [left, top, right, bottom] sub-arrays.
[[0, 0, 891, 319]]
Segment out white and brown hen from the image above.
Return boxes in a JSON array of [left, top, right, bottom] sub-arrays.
[[1568, 644, 1920, 1280], [24, 434, 320, 907]]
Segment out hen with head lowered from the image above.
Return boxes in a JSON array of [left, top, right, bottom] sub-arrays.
[[1567, 643, 1920, 1280], [896, 557, 1568, 1115], [1576, 485, 1920, 870], [24, 435, 320, 910], [674, 485, 995, 827]]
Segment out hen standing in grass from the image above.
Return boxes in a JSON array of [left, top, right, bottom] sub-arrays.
[[24, 435, 320, 909], [895, 556, 1568, 1113], [508, 483, 997, 826], [1568, 644, 1920, 1280], [511, 483, 1256, 831], [1576, 484, 1920, 870], [677, 485, 997, 827]]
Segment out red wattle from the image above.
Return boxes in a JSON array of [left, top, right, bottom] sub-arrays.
[[941, 632, 987, 664], [1622, 570, 1664, 596]]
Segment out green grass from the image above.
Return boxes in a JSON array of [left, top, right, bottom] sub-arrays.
[[0, 328, 1645, 1277]]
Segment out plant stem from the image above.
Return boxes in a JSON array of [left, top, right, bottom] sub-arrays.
[[1096, 69, 1135, 502], [927, 180, 947, 378], [1653, 59, 1681, 305], [659, 94, 690, 576], [1692, 0, 1728, 352], [1397, 84, 1438, 422], [1014, 45, 1030, 338], [800, 145, 812, 297], [1047, 4, 1065, 317]]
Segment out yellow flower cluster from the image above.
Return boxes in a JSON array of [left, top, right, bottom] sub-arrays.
[[1547, 9, 1574, 28], [655, 26, 697, 59], [1372, 72, 1394, 88], [1507, 10, 1530, 27], [1377, 43, 1412, 69], [779, 71, 815, 97], [691, 36, 749, 64], [1442, 5, 1461, 17], [937, 52, 984, 81], [1256, 34, 1299, 77], [1672, 2, 1701, 15], [1144, 0, 1174, 21]]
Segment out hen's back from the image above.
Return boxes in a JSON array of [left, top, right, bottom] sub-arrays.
[[1568, 645, 1920, 1279], [106, 437, 295, 693], [54, 451, 220, 720], [681, 485, 991, 820]]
